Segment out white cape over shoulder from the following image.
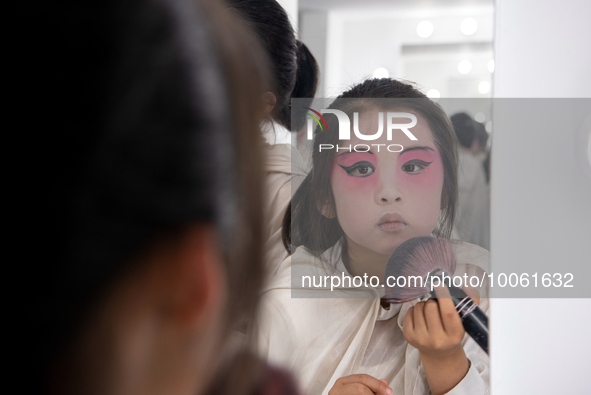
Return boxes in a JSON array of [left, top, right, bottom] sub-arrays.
[[262, 122, 307, 277], [254, 241, 490, 395]]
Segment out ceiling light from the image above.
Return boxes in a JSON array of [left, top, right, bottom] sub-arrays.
[[372, 67, 389, 78], [427, 89, 441, 99], [475, 112, 486, 123], [461, 18, 478, 36], [488, 59, 495, 73], [458, 60, 472, 75], [417, 21, 434, 38], [478, 81, 491, 94]]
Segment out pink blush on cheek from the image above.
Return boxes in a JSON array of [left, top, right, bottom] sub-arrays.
[[332, 152, 378, 188], [330, 160, 378, 221]]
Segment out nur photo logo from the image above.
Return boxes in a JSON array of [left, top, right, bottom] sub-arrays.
[[305, 108, 419, 152]]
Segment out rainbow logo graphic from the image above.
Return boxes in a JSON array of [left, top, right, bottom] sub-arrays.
[[305, 107, 329, 131]]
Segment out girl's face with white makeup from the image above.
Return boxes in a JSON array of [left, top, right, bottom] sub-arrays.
[[330, 110, 444, 256]]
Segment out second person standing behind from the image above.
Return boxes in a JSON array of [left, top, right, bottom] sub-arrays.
[[226, 0, 319, 277]]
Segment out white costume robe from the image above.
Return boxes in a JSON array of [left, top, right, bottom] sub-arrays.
[[262, 122, 307, 277], [263, 142, 306, 277], [254, 241, 490, 395]]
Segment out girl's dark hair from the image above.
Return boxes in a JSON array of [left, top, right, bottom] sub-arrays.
[[291, 40, 320, 131], [31, 0, 267, 390], [227, 0, 318, 131], [284, 79, 459, 257]]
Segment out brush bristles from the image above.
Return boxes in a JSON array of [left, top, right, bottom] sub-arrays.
[[384, 236, 456, 303]]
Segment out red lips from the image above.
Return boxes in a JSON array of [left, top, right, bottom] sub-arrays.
[[377, 213, 408, 232]]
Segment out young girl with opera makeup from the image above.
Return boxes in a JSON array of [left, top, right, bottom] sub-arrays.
[[255, 79, 490, 395]]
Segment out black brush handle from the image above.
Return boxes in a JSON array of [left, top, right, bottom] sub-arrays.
[[431, 286, 489, 354]]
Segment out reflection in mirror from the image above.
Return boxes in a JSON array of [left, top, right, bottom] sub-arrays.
[[297, 0, 493, 249], [299, 0, 493, 98]]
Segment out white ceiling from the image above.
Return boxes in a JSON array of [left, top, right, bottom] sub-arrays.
[[299, 0, 492, 11]]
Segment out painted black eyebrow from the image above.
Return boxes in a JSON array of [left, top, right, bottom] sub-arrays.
[[336, 150, 375, 157], [399, 146, 435, 155]]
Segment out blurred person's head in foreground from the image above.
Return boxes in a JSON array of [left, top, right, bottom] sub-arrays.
[[32, 0, 272, 394]]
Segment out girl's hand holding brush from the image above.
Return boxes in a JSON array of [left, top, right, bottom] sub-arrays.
[[403, 285, 479, 395]]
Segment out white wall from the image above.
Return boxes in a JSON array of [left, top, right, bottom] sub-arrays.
[[277, 0, 298, 32], [493, 0, 591, 98], [299, 12, 328, 96], [491, 0, 591, 393]]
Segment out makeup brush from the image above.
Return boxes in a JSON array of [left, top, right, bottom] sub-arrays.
[[384, 236, 489, 354]]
